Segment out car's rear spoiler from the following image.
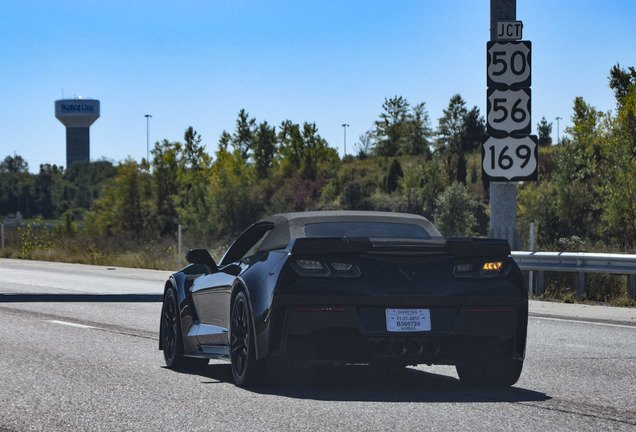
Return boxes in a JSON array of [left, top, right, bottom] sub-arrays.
[[288, 237, 511, 258]]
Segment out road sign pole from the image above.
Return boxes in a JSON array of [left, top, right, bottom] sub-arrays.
[[489, 0, 522, 251], [491, 0, 516, 40]]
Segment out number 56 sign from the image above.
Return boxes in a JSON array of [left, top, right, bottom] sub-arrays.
[[482, 135, 537, 181]]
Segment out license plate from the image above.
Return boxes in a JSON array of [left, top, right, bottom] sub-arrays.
[[386, 309, 431, 332]]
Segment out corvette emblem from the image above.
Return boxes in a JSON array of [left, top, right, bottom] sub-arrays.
[[398, 265, 419, 281]]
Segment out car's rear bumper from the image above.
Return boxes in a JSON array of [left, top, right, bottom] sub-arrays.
[[266, 299, 527, 366]]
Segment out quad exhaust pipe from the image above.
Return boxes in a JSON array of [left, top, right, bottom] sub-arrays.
[[370, 337, 439, 358]]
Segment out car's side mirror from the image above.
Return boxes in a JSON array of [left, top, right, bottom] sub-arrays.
[[185, 249, 218, 274]]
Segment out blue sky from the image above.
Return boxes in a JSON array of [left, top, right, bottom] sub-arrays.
[[1, 0, 635, 172]]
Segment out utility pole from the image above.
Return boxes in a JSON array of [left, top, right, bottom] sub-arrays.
[[342, 123, 349, 156], [488, 0, 522, 251], [555, 116, 562, 144]]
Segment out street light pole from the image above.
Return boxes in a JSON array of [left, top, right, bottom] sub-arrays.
[[145, 114, 152, 162], [555, 116, 562, 145], [341, 123, 349, 156]]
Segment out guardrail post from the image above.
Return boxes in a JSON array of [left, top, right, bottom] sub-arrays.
[[628, 275, 636, 301], [536, 270, 545, 296], [576, 272, 586, 301]]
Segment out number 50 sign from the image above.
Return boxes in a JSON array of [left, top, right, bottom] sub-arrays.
[[482, 135, 537, 181], [487, 41, 531, 89]]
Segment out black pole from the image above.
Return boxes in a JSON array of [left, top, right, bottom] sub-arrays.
[[490, 0, 516, 41]]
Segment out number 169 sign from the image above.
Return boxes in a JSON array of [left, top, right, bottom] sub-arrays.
[[482, 135, 537, 181]]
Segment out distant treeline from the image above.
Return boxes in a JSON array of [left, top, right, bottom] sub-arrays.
[[2, 64, 635, 253]]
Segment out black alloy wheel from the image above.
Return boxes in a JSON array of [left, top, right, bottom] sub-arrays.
[[161, 287, 207, 370], [230, 291, 267, 386]]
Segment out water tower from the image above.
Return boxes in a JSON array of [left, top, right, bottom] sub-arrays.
[[55, 98, 100, 168]]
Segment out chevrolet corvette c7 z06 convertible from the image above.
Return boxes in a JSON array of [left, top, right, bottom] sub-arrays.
[[159, 211, 527, 387]]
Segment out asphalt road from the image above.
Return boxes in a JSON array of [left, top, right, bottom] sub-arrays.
[[1, 259, 634, 431]]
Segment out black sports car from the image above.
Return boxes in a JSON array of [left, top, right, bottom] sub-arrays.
[[160, 211, 527, 387]]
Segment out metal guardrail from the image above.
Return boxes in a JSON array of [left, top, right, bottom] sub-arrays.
[[511, 251, 636, 301]]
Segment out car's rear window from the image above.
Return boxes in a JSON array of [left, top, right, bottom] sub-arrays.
[[303, 222, 431, 239]]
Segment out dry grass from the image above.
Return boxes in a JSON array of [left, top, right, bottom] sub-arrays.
[[1, 224, 229, 271]]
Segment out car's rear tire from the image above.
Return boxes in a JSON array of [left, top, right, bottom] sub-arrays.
[[456, 359, 523, 387], [230, 291, 269, 386], [161, 287, 208, 370]]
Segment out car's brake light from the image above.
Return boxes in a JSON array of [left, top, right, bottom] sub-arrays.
[[292, 260, 330, 277], [291, 260, 361, 278], [331, 262, 352, 271], [296, 260, 324, 270]]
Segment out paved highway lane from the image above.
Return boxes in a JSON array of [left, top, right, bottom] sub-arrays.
[[1, 259, 635, 431]]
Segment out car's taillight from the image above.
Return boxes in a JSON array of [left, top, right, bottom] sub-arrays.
[[481, 261, 506, 276], [292, 259, 361, 278], [482, 261, 504, 273], [453, 261, 508, 278], [331, 262, 352, 271], [292, 260, 330, 277]]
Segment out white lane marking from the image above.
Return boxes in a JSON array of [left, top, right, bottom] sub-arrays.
[[47, 320, 97, 330], [532, 315, 636, 329]]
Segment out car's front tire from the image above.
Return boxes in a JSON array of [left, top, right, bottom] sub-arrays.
[[230, 291, 268, 386], [456, 359, 523, 387], [161, 287, 208, 370]]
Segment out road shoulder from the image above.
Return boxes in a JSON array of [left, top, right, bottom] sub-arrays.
[[529, 300, 636, 326]]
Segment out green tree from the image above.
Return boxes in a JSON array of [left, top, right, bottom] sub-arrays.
[[553, 97, 603, 243], [537, 116, 553, 147], [208, 144, 256, 235], [461, 106, 486, 153], [355, 130, 373, 160], [373, 96, 410, 157], [0, 155, 29, 173], [151, 139, 181, 235], [609, 64, 636, 105], [383, 159, 403, 193], [56, 159, 117, 217], [300, 122, 338, 180], [277, 120, 304, 175], [433, 183, 479, 237], [436, 94, 468, 153], [0, 169, 34, 217], [86, 158, 153, 237], [404, 102, 433, 157], [596, 66, 636, 247], [276, 120, 338, 181], [34, 164, 62, 218], [253, 121, 277, 179], [401, 157, 446, 218], [232, 109, 256, 161], [177, 127, 213, 235]]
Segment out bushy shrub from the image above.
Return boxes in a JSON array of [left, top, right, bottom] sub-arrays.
[[433, 183, 480, 237]]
